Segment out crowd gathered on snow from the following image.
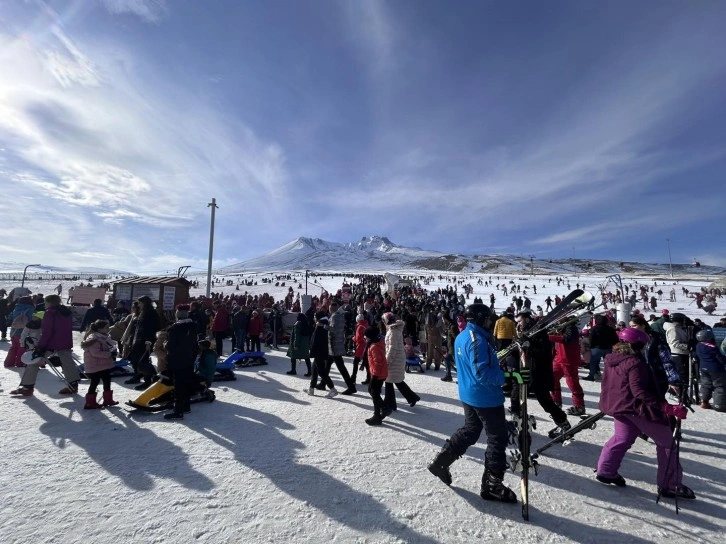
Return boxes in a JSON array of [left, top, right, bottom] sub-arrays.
[[1, 270, 725, 507]]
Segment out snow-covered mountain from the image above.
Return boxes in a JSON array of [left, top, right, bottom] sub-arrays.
[[0, 262, 135, 277], [219, 236, 726, 278]]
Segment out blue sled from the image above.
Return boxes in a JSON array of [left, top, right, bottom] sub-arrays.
[[79, 358, 131, 378], [405, 357, 425, 373], [215, 351, 267, 381]]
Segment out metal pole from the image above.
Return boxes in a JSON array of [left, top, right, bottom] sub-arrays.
[[21, 264, 41, 288], [206, 198, 218, 297], [305, 270, 309, 295], [666, 238, 673, 278]]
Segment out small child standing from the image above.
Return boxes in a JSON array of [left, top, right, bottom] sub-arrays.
[[364, 326, 389, 426], [81, 320, 119, 409]]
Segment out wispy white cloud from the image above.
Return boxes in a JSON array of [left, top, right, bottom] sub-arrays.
[[100, 0, 168, 23], [0, 15, 289, 270]]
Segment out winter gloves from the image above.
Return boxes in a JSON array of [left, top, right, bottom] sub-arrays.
[[661, 402, 688, 420]]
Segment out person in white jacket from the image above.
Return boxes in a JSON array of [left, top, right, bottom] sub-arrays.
[[382, 313, 420, 412], [663, 313, 690, 391]]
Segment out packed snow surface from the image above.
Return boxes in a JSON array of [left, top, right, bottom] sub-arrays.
[[1, 271, 724, 544]]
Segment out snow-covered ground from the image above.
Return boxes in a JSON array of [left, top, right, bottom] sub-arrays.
[[1, 271, 724, 544]]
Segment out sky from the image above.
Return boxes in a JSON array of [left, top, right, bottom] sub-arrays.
[[1, 0, 725, 274]]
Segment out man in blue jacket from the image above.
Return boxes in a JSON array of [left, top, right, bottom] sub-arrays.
[[428, 303, 516, 503]]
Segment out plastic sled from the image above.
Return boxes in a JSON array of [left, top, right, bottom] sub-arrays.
[[214, 358, 237, 381], [78, 358, 131, 378], [223, 351, 267, 368], [126, 378, 216, 412], [405, 357, 425, 373]]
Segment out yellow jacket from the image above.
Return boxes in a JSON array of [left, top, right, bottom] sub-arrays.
[[494, 316, 515, 340]]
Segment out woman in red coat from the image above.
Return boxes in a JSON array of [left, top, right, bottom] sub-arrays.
[[211, 302, 230, 357], [364, 326, 389, 426], [246, 310, 264, 353]]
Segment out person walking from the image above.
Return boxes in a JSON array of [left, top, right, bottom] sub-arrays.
[[596, 327, 695, 499], [286, 313, 312, 376], [382, 312, 420, 411], [363, 326, 390, 426], [427, 304, 517, 503], [327, 302, 356, 395]]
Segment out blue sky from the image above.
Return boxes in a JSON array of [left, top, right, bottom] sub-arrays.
[[1, 0, 724, 273]]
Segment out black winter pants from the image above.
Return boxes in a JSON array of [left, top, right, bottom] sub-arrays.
[[87, 368, 112, 393], [449, 402, 508, 475], [368, 377, 385, 416], [326, 355, 353, 388]]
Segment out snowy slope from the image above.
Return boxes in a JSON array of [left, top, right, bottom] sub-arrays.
[[1, 272, 724, 544], [219, 236, 726, 278]]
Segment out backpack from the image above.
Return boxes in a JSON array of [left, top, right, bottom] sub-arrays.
[[11, 313, 29, 329]]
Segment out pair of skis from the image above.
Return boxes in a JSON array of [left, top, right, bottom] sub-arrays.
[[534, 411, 605, 455], [504, 288, 593, 520]]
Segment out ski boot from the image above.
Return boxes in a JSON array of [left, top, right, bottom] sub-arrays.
[[547, 420, 572, 440], [427, 440, 458, 486], [480, 470, 517, 503]]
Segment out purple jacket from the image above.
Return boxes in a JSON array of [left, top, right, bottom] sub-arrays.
[[37, 305, 74, 351], [599, 351, 666, 423]]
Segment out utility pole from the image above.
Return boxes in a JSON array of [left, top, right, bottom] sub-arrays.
[[21, 264, 41, 288], [206, 198, 218, 297], [305, 269, 309, 295], [666, 238, 673, 278]]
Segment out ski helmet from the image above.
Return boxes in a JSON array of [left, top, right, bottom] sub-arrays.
[[696, 329, 715, 343], [464, 303, 492, 327], [617, 327, 650, 346]]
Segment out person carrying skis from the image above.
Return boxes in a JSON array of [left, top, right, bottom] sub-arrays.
[[596, 327, 695, 499], [513, 310, 572, 440], [427, 303, 517, 504]]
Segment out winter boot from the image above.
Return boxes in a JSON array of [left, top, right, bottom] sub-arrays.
[[441, 374, 453, 382], [124, 374, 142, 385], [164, 411, 184, 420], [566, 405, 586, 416], [286, 361, 296, 375], [427, 440, 458, 486], [10, 386, 34, 397], [658, 485, 696, 500], [365, 414, 383, 426], [102, 390, 119, 407], [408, 394, 421, 408], [480, 470, 518, 503], [84, 393, 103, 409], [59, 381, 79, 395], [547, 420, 572, 440], [596, 474, 627, 487]]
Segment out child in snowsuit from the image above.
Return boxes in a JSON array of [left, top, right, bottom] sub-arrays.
[[363, 326, 389, 426], [81, 320, 119, 409], [596, 327, 694, 499]]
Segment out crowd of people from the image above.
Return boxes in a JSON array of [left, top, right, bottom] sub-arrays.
[[1, 273, 725, 508]]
